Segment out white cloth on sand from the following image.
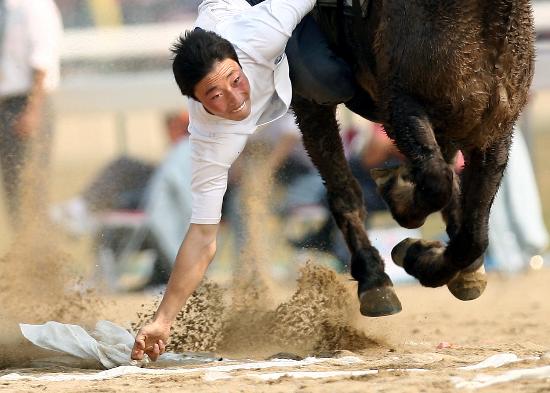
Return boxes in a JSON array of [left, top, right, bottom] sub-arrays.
[[20, 320, 218, 369]]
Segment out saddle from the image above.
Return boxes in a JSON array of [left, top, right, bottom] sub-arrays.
[[314, 0, 370, 62], [316, 0, 369, 18]]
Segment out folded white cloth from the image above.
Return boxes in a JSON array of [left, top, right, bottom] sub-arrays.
[[20, 320, 218, 369]]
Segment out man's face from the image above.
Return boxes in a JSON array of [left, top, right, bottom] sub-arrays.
[[194, 58, 251, 121]]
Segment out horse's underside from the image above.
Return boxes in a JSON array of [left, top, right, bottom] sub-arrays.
[[291, 0, 535, 316]]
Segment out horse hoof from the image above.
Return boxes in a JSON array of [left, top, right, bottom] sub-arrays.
[[447, 264, 487, 301], [391, 238, 417, 267], [359, 286, 402, 317]]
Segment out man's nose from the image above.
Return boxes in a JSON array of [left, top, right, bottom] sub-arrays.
[[228, 89, 242, 105]]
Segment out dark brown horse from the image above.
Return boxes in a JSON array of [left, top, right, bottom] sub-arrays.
[[291, 0, 535, 316]]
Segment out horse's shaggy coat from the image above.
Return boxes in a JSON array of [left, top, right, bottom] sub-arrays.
[[292, 0, 535, 315]]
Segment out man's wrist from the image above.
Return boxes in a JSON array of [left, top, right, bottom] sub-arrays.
[[152, 314, 174, 328]]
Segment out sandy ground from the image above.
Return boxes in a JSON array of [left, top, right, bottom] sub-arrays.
[[0, 94, 548, 393], [0, 265, 549, 393]]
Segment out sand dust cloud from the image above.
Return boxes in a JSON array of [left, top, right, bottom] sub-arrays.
[[133, 143, 379, 359], [0, 138, 104, 367]]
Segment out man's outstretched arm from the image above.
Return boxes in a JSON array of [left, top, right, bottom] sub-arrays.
[[131, 223, 218, 361], [132, 129, 248, 361]]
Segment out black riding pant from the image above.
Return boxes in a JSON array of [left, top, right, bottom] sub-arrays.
[[246, 0, 356, 105], [286, 14, 356, 105]]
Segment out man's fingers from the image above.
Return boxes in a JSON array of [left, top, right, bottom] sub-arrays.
[[134, 334, 146, 349], [147, 343, 161, 362], [131, 333, 147, 361], [159, 340, 166, 355], [132, 326, 169, 362], [131, 347, 144, 361]]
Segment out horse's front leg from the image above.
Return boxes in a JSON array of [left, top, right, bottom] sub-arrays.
[[392, 132, 512, 291], [292, 96, 401, 317], [372, 94, 454, 229], [439, 145, 487, 301]]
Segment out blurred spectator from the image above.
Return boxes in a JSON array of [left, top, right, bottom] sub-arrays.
[[0, 0, 63, 228], [50, 111, 190, 290], [486, 127, 549, 273], [50, 157, 156, 235], [50, 111, 188, 236], [350, 123, 402, 213], [142, 111, 192, 284]]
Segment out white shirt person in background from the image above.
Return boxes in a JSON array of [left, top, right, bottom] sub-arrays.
[[0, 0, 63, 228], [487, 128, 549, 274], [131, 0, 319, 361]]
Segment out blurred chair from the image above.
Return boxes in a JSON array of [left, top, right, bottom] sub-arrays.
[[51, 111, 191, 292]]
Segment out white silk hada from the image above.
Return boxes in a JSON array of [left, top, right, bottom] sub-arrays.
[[20, 320, 218, 369]]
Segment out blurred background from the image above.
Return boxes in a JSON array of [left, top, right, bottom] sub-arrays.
[[0, 0, 549, 292]]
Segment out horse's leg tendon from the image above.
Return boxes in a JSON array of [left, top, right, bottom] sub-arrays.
[[439, 146, 487, 300], [292, 96, 401, 317], [439, 145, 462, 240]]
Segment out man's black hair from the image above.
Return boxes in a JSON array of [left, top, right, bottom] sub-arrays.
[[171, 28, 241, 100]]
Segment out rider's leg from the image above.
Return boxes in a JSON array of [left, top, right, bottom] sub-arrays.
[[247, 0, 363, 108], [286, 15, 356, 105]]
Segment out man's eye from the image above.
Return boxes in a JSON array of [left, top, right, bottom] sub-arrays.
[[211, 94, 221, 100], [234, 76, 240, 84]]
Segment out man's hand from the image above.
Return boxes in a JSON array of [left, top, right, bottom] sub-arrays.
[[131, 224, 218, 362], [131, 320, 171, 361]]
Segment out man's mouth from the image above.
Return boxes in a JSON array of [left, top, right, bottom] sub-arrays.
[[232, 101, 246, 113]]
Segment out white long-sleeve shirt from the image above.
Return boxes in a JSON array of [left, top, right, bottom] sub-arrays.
[[0, 0, 63, 97], [188, 0, 315, 224]]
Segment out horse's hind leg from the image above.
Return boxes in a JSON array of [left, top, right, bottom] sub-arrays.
[[372, 94, 453, 229], [392, 133, 512, 289], [292, 96, 402, 317]]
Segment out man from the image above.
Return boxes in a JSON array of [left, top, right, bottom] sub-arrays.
[[132, 0, 355, 361], [486, 128, 548, 273], [0, 0, 63, 228]]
